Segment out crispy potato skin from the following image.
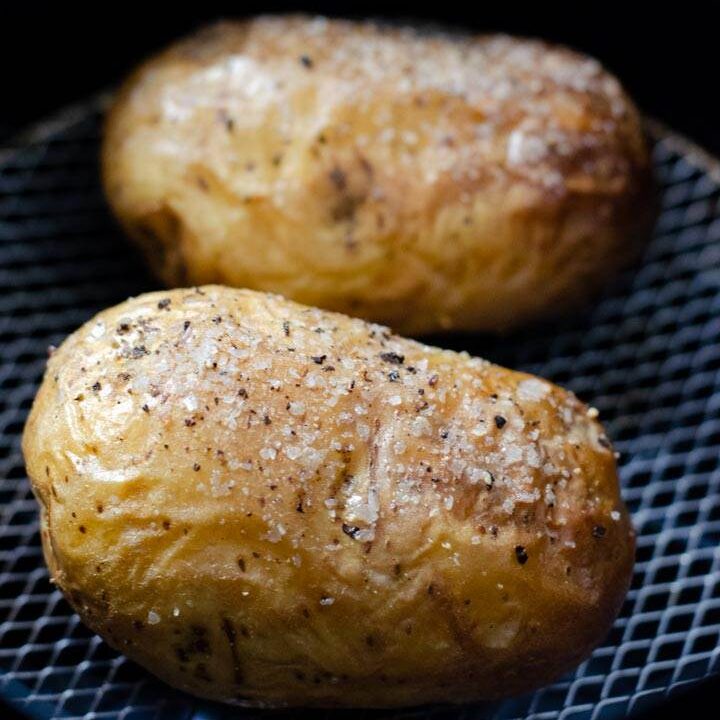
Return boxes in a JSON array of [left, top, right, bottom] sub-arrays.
[[23, 287, 634, 707], [103, 16, 653, 335]]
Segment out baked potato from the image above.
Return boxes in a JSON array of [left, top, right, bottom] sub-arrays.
[[102, 16, 654, 336], [23, 286, 634, 707]]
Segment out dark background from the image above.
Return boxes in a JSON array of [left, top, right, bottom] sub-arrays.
[[0, 2, 718, 718]]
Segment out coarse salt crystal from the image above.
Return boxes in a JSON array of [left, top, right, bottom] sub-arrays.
[[260, 447, 277, 461], [468, 467, 493, 486], [354, 528, 375, 542], [288, 401, 305, 416], [517, 378, 550, 402], [284, 446, 302, 460], [506, 130, 548, 166], [526, 447, 542, 468], [544, 485, 557, 506], [264, 524, 286, 543], [411, 416, 432, 437], [147, 610, 160, 625]]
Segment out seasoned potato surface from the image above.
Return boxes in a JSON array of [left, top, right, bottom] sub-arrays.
[[103, 16, 653, 334], [24, 287, 634, 706]]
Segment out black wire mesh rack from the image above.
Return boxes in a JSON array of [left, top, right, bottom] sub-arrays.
[[1, 96, 719, 720]]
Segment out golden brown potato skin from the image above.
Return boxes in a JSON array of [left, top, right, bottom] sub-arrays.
[[103, 16, 653, 335], [23, 287, 634, 707]]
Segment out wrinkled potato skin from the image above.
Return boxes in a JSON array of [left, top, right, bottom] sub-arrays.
[[23, 287, 634, 707], [103, 16, 653, 335]]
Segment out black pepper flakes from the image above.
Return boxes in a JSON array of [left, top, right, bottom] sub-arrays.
[[388, 370, 400, 382], [283, 321, 291, 337], [157, 298, 171, 310], [342, 523, 360, 539], [312, 355, 327, 365], [380, 352, 405, 365], [592, 525, 607, 538], [299, 54, 314, 68], [131, 345, 148, 359], [185, 418, 197, 427], [329, 167, 347, 191], [193, 463, 201, 472], [91, 381, 102, 392], [515, 545, 528, 565], [494, 415, 507, 429]]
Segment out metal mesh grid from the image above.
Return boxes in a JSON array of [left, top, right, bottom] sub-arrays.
[[1, 98, 719, 720]]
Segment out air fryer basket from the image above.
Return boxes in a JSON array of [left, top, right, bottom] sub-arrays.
[[1, 98, 719, 720]]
